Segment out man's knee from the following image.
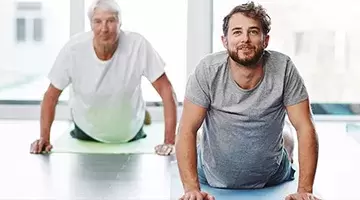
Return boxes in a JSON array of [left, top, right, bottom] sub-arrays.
[[283, 120, 295, 162]]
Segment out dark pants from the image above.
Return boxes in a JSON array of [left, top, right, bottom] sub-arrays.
[[70, 123, 147, 143]]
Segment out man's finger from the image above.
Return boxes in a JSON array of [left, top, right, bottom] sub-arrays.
[[165, 145, 173, 155], [37, 140, 45, 153], [31, 141, 38, 153], [161, 145, 172, 155], [45, 144, 53, 153], [161, 144, 168, 153], [34, 140, 41, 153], [155, 145, 160, 152], [202, 192, 215, 200], [285, 195, 292, 200], [196, 193, 203, 200], [183, 193, 191, 200], [30, 141, 37, 153], [160, 147, 168, 155], [154, 144, 167, 155], [207, 195, 215, 200], [155, 146, 164, 155]]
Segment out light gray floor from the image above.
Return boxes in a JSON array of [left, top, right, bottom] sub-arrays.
[[0, 120, 360, 199]]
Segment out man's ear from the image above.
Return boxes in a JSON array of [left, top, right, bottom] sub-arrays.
[[263, 34, 270, 48], [221, 35, 228, 49]]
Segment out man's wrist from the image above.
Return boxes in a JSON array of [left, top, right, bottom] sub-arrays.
[[40, 131, 50, 141], [297, 185, 313, 193], [164, 132, 175, 144], [184, 183, 201, 193], [164, 138, 175, 145]]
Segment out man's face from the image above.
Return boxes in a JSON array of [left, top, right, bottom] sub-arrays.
[[91, 8, 120, 47], [222, 13, 269, 67]]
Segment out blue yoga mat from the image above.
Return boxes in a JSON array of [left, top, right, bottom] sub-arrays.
[[170, 162, 322, 200]]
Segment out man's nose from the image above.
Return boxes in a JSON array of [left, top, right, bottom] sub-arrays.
[[240, 33, 250, 43], [100, 22, 109, 32]]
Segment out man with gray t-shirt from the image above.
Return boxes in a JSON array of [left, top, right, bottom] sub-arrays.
[[175, 2, 320, 200]]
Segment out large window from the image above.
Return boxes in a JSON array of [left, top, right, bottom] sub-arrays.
[[0, 0, 189, 120], [84, 0, 187, 102], [0, 0, 70, 101], [212, 0, 360, 115], [15, 2, 43, 43]]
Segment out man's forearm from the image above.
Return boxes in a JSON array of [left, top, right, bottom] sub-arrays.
[[175, 131, 200, 192], [297, 128, 319, 193], [40, 94, 57, 141], [162, 88, 177, 144]]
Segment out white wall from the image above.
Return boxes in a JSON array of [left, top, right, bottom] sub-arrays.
[[13, 0, 70, 75], [263, 1, 360, 103], [0, 0, 15, 71], [216, 0, 360, 104]]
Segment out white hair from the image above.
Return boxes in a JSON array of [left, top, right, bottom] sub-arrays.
[[87, 0, 122, 22]]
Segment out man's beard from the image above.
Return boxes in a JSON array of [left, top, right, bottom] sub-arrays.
[[228, 46, 264, 68]]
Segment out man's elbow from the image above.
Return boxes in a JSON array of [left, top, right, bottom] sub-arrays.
[[42, 91, 59, 107]]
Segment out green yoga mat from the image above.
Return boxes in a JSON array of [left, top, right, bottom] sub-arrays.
[[51, 123, 166, 154]]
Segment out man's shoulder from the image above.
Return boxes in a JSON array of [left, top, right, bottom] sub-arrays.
[[62, 31, 93, 51], [201, 51, 228, 67], [121, 30, 145, 39], [120, 30, 148, 46], [265, 50, 292, 64], [195, 51, 228, 73]]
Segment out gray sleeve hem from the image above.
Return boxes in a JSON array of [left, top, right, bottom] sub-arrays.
[[185, 95, 209, 109], [284, 95, 308, 107]]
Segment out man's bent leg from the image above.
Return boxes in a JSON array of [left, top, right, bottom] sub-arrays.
[[283, 120, 295, 163], [265, 148, 296, 187], [70, 122, 147, 143], [129, 110, 149, 142], [128, 126, 147, 142], [70, 123, 97, 141], [196, 145, 208, 185]]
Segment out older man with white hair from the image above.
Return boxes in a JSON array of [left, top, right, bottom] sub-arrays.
[[30, 0, 177, 156]]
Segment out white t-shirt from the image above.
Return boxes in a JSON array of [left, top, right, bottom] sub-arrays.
[[48, 30, 165, 143]]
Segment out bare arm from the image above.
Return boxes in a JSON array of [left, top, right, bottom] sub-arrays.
[[175, 98, 207, 192], [152, 73, 178, 144], [40, 84, 62, 141], [286, 99, 319, 193]]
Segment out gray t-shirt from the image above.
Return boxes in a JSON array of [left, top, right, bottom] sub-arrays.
[[185, 50, 308, 189]]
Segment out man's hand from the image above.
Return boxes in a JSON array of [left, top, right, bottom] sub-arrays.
[[30, 138, 52, 154], [286, 192, 321, 200], [155, 143, 174, 156], [179, 190, 215, 200]]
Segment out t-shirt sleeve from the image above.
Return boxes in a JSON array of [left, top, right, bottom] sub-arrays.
[[47, 43, 72, 90], [184, 60, 211, 108], [141, 38, 166, 83], [283, 59, 309, 106]]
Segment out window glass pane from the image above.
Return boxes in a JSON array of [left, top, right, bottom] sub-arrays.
[[84, 0, 187, 102], [33, 18, 43, 41], [212, 0, 360, 114], [0, 1, 70, 101], [16, 18, 26, 42]]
